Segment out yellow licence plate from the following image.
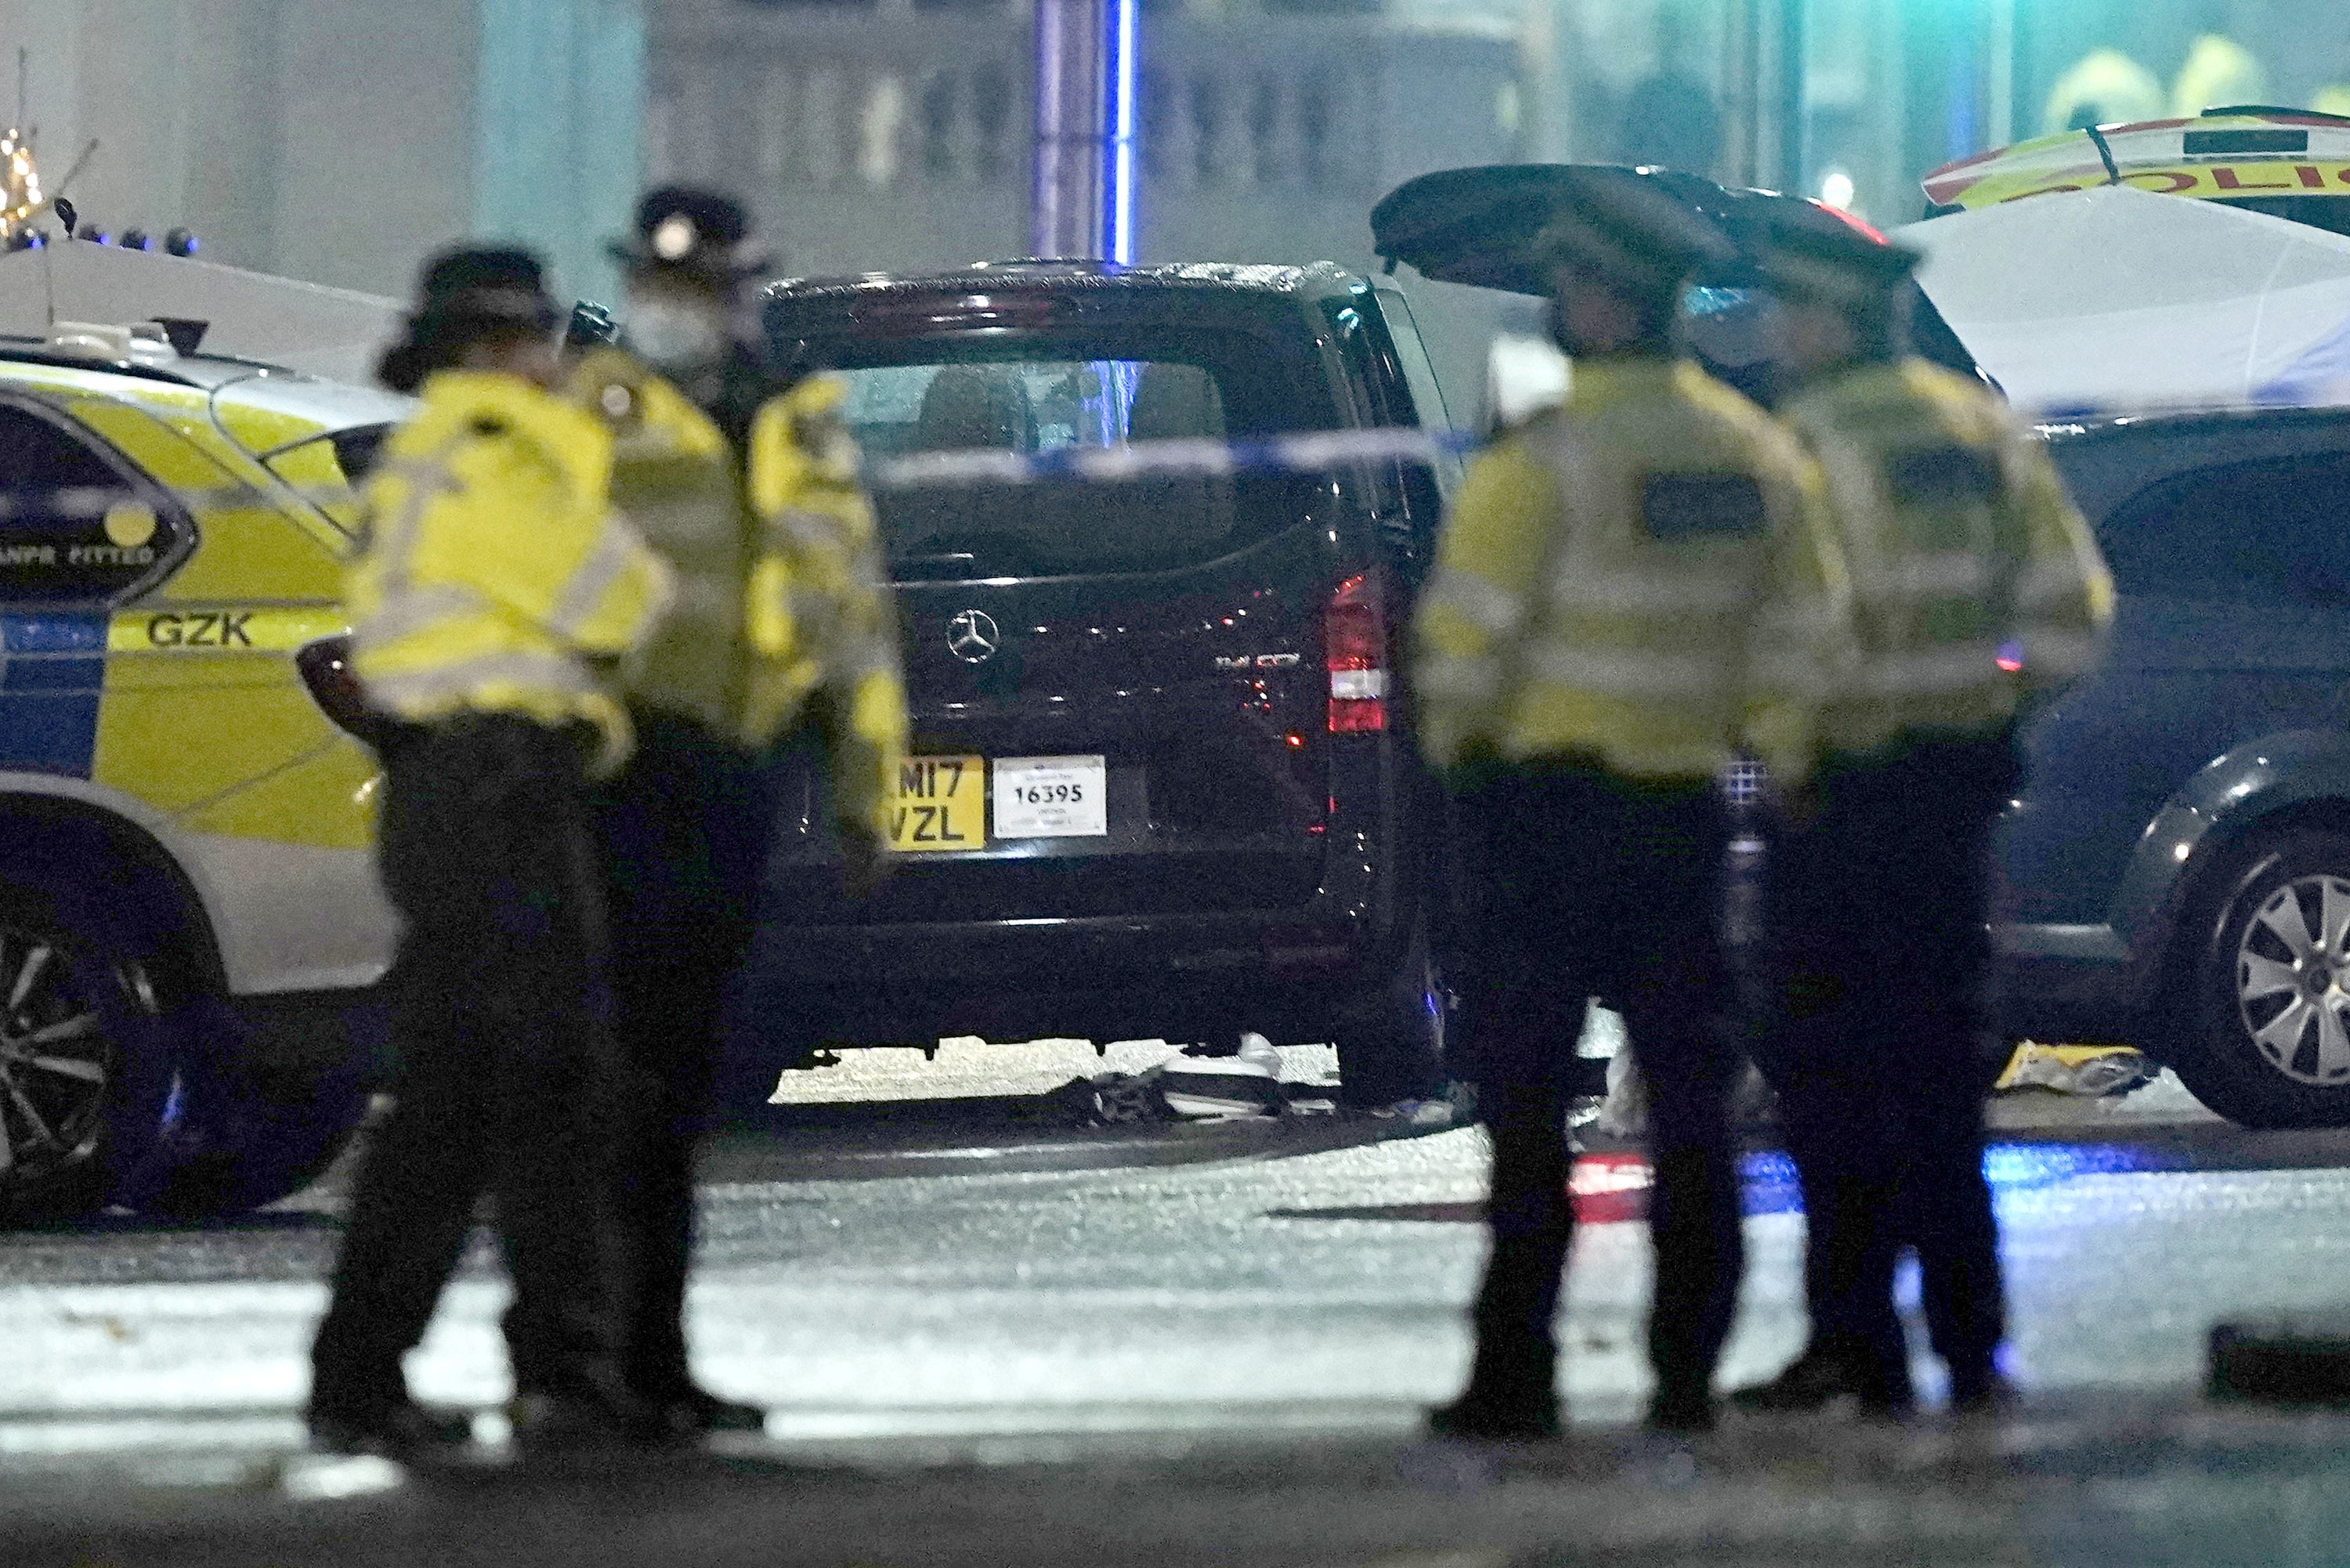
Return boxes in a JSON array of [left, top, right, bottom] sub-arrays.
[[891, 755, 986, 851]]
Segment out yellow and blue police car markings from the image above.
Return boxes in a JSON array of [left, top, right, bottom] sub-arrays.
[[0, 612, 108, 778], [105, 604, 344, 653]]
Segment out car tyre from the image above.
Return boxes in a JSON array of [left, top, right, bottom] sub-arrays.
[[0, 882, 179, 1227], [1332, 918, 1447, 1108], [139, 995, 373, 1220], [2169, 829, 2350, 1129]]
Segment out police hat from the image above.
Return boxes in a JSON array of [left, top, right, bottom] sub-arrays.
[[415, 247, 560, 328], [1532, 168, 1737, 305], [1755, 201, 1921, 310], [609, 186, 772, 284], [378, 246, 562, 393]]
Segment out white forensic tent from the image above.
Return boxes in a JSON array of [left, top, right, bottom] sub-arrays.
[[0, 244, 402, 384], [1898, 184, 2350, 413]]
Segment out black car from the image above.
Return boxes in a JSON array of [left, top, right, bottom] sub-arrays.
[[739, 262, 1458, 1104], [2004, 407, 2350, 1128]]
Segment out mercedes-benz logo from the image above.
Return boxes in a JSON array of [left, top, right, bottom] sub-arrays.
[[946, 609, 1000, 663]]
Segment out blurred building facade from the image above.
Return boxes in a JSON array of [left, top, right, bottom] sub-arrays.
[[0, 0, 642, 302], [3, 0, 2348, 337], [646, 0, 1518, 278]]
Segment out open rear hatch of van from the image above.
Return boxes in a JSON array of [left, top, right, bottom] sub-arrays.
[[1368, 161, 1981, 381]]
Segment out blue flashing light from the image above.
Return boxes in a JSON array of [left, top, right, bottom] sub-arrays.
[[1734, 1142, 2159, 1220], [1981, 1140, 2157, 1189], [1104, 0, 1138, 265], [1738, 1149, 1803, 1216]]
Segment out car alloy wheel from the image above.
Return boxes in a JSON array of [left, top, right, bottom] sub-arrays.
[[2234, 874, 2350, 1087], [0, 922, 133, 1191]]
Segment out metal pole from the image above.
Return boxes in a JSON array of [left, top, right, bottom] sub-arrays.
[[1032, 0, 1134, 262], [1726, 0, 1761, 189], [1986, 0, 2015, 150], [1777, 0, 1805, 193]]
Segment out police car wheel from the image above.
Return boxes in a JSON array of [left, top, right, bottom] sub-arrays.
[[2172, 829, 2350, 1129], [1332, 919, 1447, 1108], [0, 887, 174, 1225]]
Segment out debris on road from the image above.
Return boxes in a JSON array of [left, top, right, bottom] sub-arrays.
[[1996, 1043, 2160, 1099], [2210, 1315, 2350, 1405]]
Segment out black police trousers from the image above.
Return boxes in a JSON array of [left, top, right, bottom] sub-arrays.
[[1448, 760, 1744, 1405], [592, 709, 778, 1401], [1755, 732, 2014, 1399], [311, 714, 616, 1411]]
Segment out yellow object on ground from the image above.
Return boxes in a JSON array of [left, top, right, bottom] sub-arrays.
[[1994, 1041, 2157, 1096]]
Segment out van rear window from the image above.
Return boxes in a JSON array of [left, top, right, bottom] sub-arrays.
[[817, 333, 1326, 580]]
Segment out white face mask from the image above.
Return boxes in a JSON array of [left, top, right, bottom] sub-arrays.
[[624, 294, 727, 373]]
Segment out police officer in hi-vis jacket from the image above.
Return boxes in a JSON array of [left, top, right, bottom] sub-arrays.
[[1412, 170, 1848, 1439], [573, 188, 907, 1441], [1733, 206, 2111, 1420], [309, 247, 673, 1457]]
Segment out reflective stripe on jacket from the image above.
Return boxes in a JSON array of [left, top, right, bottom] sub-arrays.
[[1412, 356, 1848, 784], [743, 376, 908, 842], [569, 349, 749, 738], [569, 352, 908, 840], [349, 370, 673, 775], [1781, 359, 2114, 757]]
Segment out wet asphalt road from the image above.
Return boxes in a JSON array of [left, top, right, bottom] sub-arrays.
[[13, 1046, 2350, 1564]]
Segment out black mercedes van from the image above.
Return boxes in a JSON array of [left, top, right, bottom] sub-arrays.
[[742, 261, 1458, 1104]]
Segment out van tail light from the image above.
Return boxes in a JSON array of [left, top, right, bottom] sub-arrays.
[[1325, 573, 1388, 733], [296, 634, 381, 741]]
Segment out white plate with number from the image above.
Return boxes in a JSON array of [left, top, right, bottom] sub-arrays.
[[992, 754, 1107, 838]]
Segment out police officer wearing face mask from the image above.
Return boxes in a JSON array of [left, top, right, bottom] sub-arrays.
[[571, 188, 907, 1441]]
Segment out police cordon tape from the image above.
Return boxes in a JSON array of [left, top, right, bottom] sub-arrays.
[[0, 428, 1485, 526], [862, 426, 1480, 490]]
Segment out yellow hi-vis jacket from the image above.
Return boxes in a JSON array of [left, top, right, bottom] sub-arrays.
[[348, 370, 674, 775], [1412, 356, 1848, 785], [1780, 358, 2114, 757], [568, 348, 908, 840]]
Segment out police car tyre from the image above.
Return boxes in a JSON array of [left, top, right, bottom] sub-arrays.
[[1332, 917, 1446, 1108], [138, 1000, 372, 1221], [2173, 829, 2350, 1129], [0, 883, 175, 1226]]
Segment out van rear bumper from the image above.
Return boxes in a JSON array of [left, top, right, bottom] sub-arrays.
[[738, 903, 1403, 1050]]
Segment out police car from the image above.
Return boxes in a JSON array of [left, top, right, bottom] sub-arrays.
[[1922, 107, 2350, 235], [0, 318, 403, 1221]]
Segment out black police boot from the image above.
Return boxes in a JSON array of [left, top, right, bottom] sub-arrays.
[[1427, 1384, 1562, 1443], [306, 1394, 475, 1459], [1427, 1342, 1562, 1442], [631, 1383, 768, 1443], [1729, 1346, 1913, 1419], [1947, 1360, 2016, 1419], [1644, 1384, 1717, 1435], [508, 1385, 645, 1454]]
